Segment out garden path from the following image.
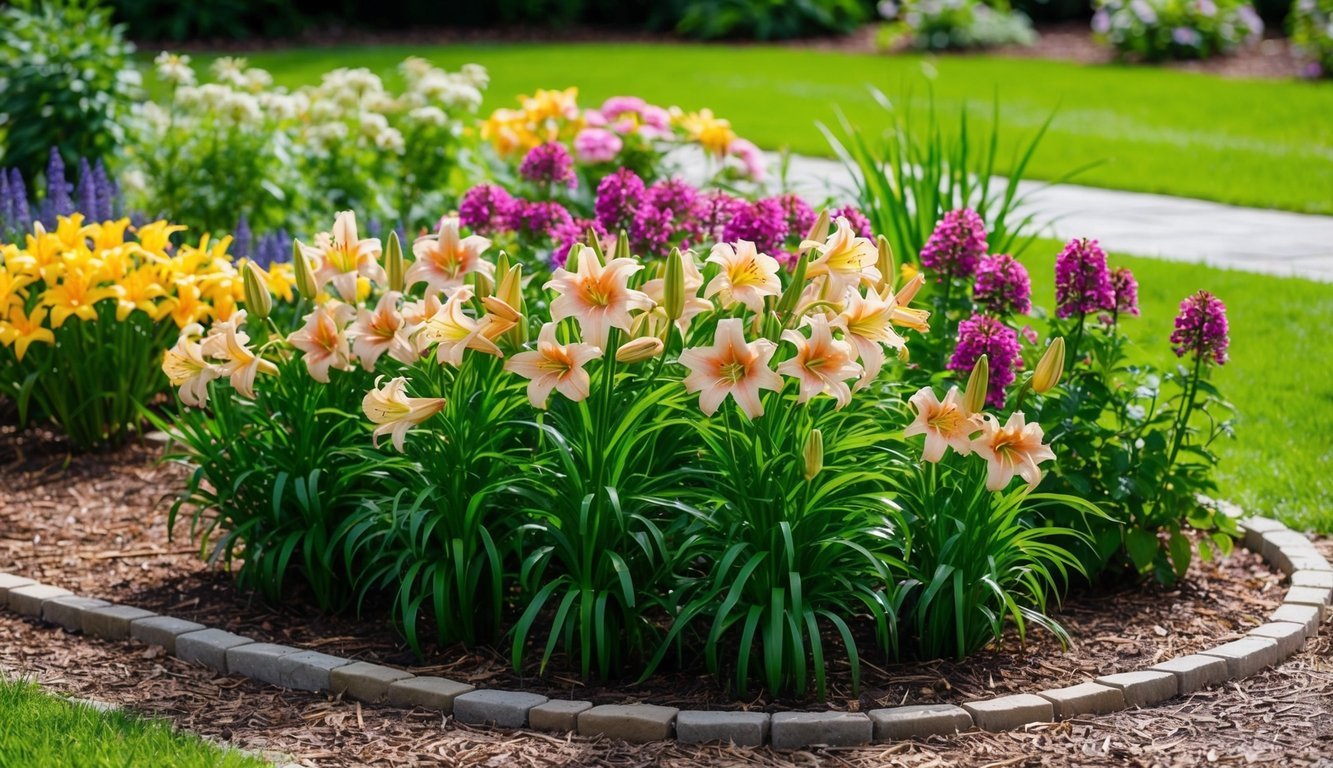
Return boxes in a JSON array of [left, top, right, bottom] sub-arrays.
[[680, 151, 1333, 282]]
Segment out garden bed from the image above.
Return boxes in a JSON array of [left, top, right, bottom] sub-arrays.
[[0, 434, 1301, 714]]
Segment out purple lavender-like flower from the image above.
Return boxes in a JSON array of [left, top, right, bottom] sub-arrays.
[[0, 171, 12, 231], [512, 200, 574, 239], [645, 178, 701, 219], [459, 184, 517, 235], [255, 229, 291, 269], [1111, 266, 1140, 317], [42, 147, 74, 227], [772, 194, 816, 239], [233, 215, 253, 260], [552, 217, 606, 268], [920, 208, 987, 280], [973, 254, 1033, 316], [519, 142, 577, 189], [832, 205, 874, 240], [1170, 290, 1229, 365], [75, 158, 98, 220], [948, 313, 1023, 409], [92, 160, 116, 221], [698, 191, 746, 244], [1054, 237, 1115, 319], [722, 198, 789, 256], [630, 203, 679, 256], [594, 168, 646, 234], [9, 169, 30, 229]]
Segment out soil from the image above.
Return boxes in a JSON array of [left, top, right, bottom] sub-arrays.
[[2, 433, 1331, 765], [140, 22, 1318, 82]]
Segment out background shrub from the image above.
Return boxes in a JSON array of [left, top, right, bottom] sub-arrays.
[[878, 0, 1038, 50], [1290, 0, 1333, 76], [0, 0, 141, 183], [1092, 0, 1265, 61]]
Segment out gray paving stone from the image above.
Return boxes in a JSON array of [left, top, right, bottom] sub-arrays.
[[1148, 654, 1230, 693], [1201, 636, 1280, 678], [675, 710, 770, 746], [0, 573, 36, 602], [1240, 517, 1288, 552], [769, 711, 872, 749], [226, 643, 299, 686], [527, 700, 592, 733], [1094, 671, 1179, 708], [329, 662, 413, 703], [386, 677, 474, 713], [275, 650, 352, 692], [6, 584, 73, 617], [41, 596, 111, 632], [1260, 530, 1317, 562], [1037, 682, 1126, 719], [962, 695, 1054, 731], [454, 690, 547, 729], [1271, 603, 1323, 636], [869, 704, 972, 740], [1284, 554, 1333, 574], [129, 616, 206, 654], [1284, 585, 1332, 608], [1291, 570, 1333, 589], [82, 605, 157, 641], [175, 629, 254, 673], [1249, 622, 1308, 659], [577, 704, 679, 743]]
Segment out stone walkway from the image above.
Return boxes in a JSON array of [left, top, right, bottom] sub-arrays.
[[688, 151, 1333, 282]]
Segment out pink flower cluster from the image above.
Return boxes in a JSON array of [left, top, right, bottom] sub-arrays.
[[571, 96, 670, 165], [948, 313, 1023, 409], [519, 143, 577, 188], [972, 253, 1032, 316], [1054, 238, 1115, 319], [1170, 290, 1229, 365], [920, 208, 988, 280], [1111, 266, 1140, 317]]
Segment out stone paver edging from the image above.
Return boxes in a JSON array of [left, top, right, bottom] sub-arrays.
[[1, 513, 1328, 750]]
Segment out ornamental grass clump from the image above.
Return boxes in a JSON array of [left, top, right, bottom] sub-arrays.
[[161, 202, 1100, 697]]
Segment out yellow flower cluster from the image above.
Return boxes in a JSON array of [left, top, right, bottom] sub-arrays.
[[671, 107, 737, 157], [0, 215, 293, 362], [480, 87, 584, 158]]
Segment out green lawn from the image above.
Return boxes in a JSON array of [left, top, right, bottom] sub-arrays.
[[1023, 240, 1333, 533], [0, 677, 266, 768], [156, 42, 1333, 215]]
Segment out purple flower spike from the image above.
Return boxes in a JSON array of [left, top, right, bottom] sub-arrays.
[[948, 313, 1023, 409], [595, 168, 646, 235], [722, 198, 789, 256], [459, 184, 517, 235], [1111, 267, 1139, 317], [92, 160, 115, 221], [772, 194, 816, 238], [832, 205, 874, 240], [10, 169, 30, 229], [42, 147, 74, 226], [512, 200, 574, 239], [1054, 237, 1115, 319], [920, 208, 987, 280], [519, 142, 577, 189], [233, 215, 252, 260], [973, 254, 1032, 316], [76, 158, 98, 220], [1170, 290, 1229, 365]]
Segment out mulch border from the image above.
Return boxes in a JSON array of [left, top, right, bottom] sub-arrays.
[[0, 505, 1328, 751]]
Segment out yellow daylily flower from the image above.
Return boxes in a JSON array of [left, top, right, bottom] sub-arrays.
[[0, 305, 56, 361], [135, 220, 188, 257], [41, 268, 117, 327], [115, 266, 169, 321]]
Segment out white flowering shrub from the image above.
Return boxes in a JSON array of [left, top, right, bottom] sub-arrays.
[[1092, 0, 1264, 60], [127, 54, 487, 234], [877, 0, 1037, 50], [1290, 0, 1333, 77]]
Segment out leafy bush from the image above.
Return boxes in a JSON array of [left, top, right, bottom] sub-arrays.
[[109, 0, 304, 41], [670, 0, 871, 39], [0, 0, 141, 182], [877, 0, 1038, 50], [1290, 0, 1333, 77], [1092, 0, 1264, 60]]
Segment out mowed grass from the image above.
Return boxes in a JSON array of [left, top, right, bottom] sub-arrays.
[[1023, 240, 1333, 533], [154, 42, 1333, 214], [0, 677, 266, 768]]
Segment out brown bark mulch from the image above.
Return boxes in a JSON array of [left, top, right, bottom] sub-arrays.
[[1, 436, 1331, 766]]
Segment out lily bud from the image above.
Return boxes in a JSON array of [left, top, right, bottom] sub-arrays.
[[775, 252, 810, 315], [895, 272, 924, 306], [615, 336, 664, 364], [803, 428, 824, 481], [806, 209, 830, 243], [587, 228, 606, 262], [496, 263, 526, 346], [1032, 337, 1065, 394], [897, 345, 910, 362], [385, 230, 405, 293], [292, 238, 317, 298], [664, 248, 685, 321], [472, 269, 493, 301], [242, 261, 272, 320], [495, 250, 511, 282], [615, 229, 632, 261], [875, 235, 894, 292], [963, 354, 989, 414]]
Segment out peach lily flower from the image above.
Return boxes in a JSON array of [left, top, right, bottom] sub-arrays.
[[703, 240, 781, 314], [361, 376, 447, 452], [776, 314, 862, 408], [971, 411, 1057, 491], [161, 324, 222, 407], [419, 286, 502, 366], [288, 302, 356, 382], [545, 245, 650, 348], [199, 310, 277, 399], [641, 252, 711, 335], [680, 317, 782, 419], [504, 322, 602, 409], [904, 386, 977, 463], [800, 216, 881, 297], [833, 288, 908, 388], [302, 211, 384, 301], [348, 291, 417, 371], [406, 217, 494, 293]]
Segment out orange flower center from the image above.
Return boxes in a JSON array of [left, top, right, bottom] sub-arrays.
[[928, 406, 965, 435]]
